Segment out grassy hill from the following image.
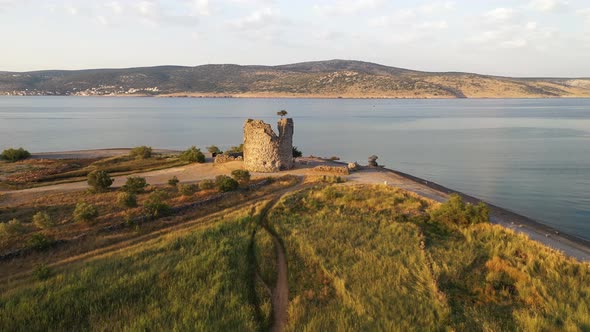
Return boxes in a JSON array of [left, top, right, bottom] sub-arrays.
[[1, 183, 589, 331], [2, 59, 590, 98]]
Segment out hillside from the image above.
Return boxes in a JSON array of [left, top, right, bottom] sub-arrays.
[[1, 60, 590, 98], [1, 180, 589, 330]]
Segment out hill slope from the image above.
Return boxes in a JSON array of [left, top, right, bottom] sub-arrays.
[[1, 59, 590, 98]]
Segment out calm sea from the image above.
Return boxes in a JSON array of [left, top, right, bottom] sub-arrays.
[[1, 97, 589, 239]]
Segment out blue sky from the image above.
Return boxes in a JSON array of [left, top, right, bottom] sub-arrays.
[[1, 0, 589, 76]]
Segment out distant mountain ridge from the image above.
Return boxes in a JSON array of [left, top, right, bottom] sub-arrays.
[[1, 59, 589, 98]]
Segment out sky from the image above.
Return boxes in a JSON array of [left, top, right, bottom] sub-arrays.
[[1, 0, 590, 77]]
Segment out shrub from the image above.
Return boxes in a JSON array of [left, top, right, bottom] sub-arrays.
[[207, 145, 222, 155], [27, 233, 54, 251], [321, 175, 346, 184], [179, 146, 205, 163], [1, 148, 31, 162], [0, 219, 26, 240], [121, 176, 148, 194], [33, 264, 52, 281], [32, 211, 55, 229], [231, 169, 251, 185], [73, 202, 99, 223], [215, 175, 239, 192], [144, 190, 171, 218], [199, 179, 215, 190], [130, 146, 152, 159], [168, 176, 179, 187], [117, 192, 137, 208], [87, 170, 113, 193], [179, 183, 198, 196], [292, 146, 303, 158], [226, 144, 243, 154], [429, 194, 490, 226]]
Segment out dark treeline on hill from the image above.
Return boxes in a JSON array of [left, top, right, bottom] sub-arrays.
[[1, 59, 590, 98]]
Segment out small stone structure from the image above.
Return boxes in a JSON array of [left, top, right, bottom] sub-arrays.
[[243, 118, 294, 172], [368, 155, 379, 167]]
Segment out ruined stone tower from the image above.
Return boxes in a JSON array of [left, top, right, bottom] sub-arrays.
[[243, 118, 294, 172]]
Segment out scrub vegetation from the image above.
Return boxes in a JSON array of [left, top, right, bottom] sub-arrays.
[[0, 183, 588, 331]]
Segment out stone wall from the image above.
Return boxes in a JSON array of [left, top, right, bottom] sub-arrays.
[[243, 118, 294, 172]]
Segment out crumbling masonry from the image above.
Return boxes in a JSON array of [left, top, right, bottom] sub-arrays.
[[243, 118, 294, 172]]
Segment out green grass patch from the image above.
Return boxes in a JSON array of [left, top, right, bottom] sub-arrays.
[[0, 208, 264, 331]]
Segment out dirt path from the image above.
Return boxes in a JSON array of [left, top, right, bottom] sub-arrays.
[[270, 234, 289, 332], [257, 190, 298, 332]]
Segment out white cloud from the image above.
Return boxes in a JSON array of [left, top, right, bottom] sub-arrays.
[[228, 7, 283, 30], [484, 8, 515, 22], [528, 0, 569, 12], [418, 1, 455, 14], [191, 0, 211, 16], [314, 0, 383, 16], [415, 20, 448, 30], [578, 8, 590, 21]]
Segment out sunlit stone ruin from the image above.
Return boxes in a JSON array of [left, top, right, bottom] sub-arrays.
[[243, 118, 294, 173]]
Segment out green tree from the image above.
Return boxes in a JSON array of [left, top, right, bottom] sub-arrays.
[[231, 169, 251, 185], [0, 219, 26, 241], [226, 144, 244, 154], [87, 170, 113, 193], [207, 145, 223, 155], [179, 183, 198, 196], [144, 190, 171, 218], [215, 175, 239, 192], [27, 233, 54, 251], [73, 202, 99, 223], [32, 212, 55, 229], [180, 146, 206, 163], [1, 148, 31, 162], [292, 146, 303, 158], [199, 179, 215, 190], [117, 192, 138, 208], [130, 146, 153, 159], [121, 176, 148, 194]]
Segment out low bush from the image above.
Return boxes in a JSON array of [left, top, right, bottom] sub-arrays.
[[27, 233, 54, 251], [0, 219, 26, 240], [179, 183, 198, 196], [429, 194, 489, 226], [1, 148, 31, 162], [144, 191, 171, 218], [231, 169, 251, 185], [199, 179, 215, 190], [215, 175, 239, 192], [130, 146, 153, 159], [73, 202, 99, 223], [179, 146, 205, 163], [321, 175, 346, 183], [121, 176, 148, 194], [117, 192, 137, 208], [168, 176, 179, 187], [32, 212, 55, 229], [33, 264, 52, 281], [87, 170, 113, 193], [226, 144, 243, 154]]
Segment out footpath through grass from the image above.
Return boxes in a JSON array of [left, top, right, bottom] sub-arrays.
[[266, 184, 590, 331], [0, 205, 265, 331]]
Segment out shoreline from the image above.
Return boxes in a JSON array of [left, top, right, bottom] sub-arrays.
[[4, 148, 590, 261], [2, 94, 590, 99], [383, 167, 590, 261]]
